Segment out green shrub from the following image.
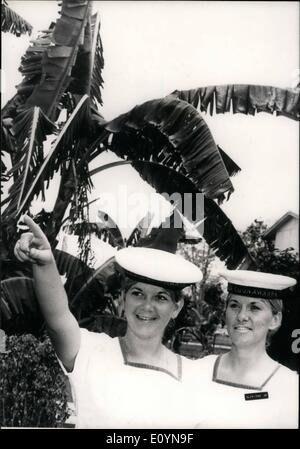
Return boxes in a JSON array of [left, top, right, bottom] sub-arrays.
[[0, 333, 70, 427]]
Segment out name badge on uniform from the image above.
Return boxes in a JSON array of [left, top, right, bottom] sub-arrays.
[[244, 392, 269, 401]]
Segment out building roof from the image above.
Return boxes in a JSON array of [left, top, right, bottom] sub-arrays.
[[263, 211, 299, 239]]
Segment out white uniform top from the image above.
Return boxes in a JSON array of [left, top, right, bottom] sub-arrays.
[[58, 328, 203, 429], [193, 354, 299, 429]]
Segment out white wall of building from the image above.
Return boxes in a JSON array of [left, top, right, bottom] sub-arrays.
[[274, 217, 299, 252]]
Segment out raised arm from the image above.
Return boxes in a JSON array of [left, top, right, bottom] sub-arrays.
[[14, 215, 80, 371]]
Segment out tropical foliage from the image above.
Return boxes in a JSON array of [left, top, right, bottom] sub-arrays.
[[164, 243, 227, 354], [171, 85, 299, 121], [0, 333, 70, 427], [1, 0, 32, 36]]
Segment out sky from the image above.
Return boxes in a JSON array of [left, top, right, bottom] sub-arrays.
[[1, 1, 299, 242]]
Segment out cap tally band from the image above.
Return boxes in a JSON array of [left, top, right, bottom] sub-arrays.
[[228, 282, 285, 299]]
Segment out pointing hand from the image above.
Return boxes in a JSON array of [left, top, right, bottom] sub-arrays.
[[14, 215, 53, 265]]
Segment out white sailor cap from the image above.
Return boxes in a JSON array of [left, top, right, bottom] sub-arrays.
[[115, 247, 203, 291], [218, 270, 297, 300]]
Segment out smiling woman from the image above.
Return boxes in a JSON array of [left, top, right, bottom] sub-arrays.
[[225, 295, 282, 351], [13, 215, 208, 428], [122, 282, 183, 348], [193, 270, 298, 429]]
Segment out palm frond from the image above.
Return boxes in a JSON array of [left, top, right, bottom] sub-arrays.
[[22, 1, 91, 121], [104, 96, 234, 202], [2, 107, 56, 223], [70, 256, 116, 308], [0, 250, 105, 335], [170, 85, 300, 121], [2, 94, 24, 123], [2, 1, 104, 124], [90, 12, 104, 107], [14, 95, 89, 218], [1, 119, 16, 156], [89, 158, 250, 267], [1, 148, 10, 195], [97, 210, 125, 248], [67, 6, 93, 98], [66, 211, 125, 249], [174, 209, 203, 244], [2, 27, 55, 120], [126, 211, 155, 247], [129, 160, 252, 268], [53, 248, 93, 299], [217, 146, 241, 177], [16, 107, 40, 210], [136, 208, 202, 249], [0, 277, 43, 335], [1, 1, 33, 36], [204, 196, 254, 269]]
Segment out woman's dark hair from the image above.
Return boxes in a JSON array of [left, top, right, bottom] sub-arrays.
[[122, 275, 182, 303]]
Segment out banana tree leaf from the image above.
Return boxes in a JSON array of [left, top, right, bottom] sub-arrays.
[[2, 107, 56, 228], [0, 151, 9, 194], [67, 16, 93, 96], [66, 213, 125, 249], [70, 256, 117, 307], [49, 248, 109, 319], [1, 1, 104, 251], [1, 123, 16, 157], [3, 2, 103, 124], [136, 208, 202, 250], [2, 94, 26, 121], [1, 0, 32, 36], [217, 146, 241, 177], [97, 210, 125, 248], [89, 159, 250, 267], [23, 0, 91, 121], [67, 11, 104, 107], [130, 160, 252, 269], [170, 85, 300, 121], [90, 12, 104, 107], [12, 95, 90, 220], [104, 96, 234, 202], [53, 248, 93, 285], [67, 210, 155, 251], [1, 26, 54, 125], [0, 249, 107, 335], [0, 277, 43, 335], [0, 248, 112, 335], [69, 256, 121, 322], [5, 99, 102, 239], [126, 211, 155, 247], [85, 314, 127, 337], [13, 30, 54, 110], [173, 209, 203, 244], [53, 16, 83, 46]]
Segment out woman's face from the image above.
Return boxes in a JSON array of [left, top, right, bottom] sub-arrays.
[[226, 295, 282, 348], [123, 282, 183, 340]]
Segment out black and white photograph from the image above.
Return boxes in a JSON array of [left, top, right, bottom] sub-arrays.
[[1, 0, 299, 432]]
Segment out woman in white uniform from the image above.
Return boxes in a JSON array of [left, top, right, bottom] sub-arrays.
[[14, 215, 204, 428], [194, 270, 298, 429]]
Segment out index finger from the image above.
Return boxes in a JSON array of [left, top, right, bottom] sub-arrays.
[[21, 215, 48, 241]]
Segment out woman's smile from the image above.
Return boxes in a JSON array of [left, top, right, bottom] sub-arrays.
[[135, 313, 157, 322], [233, 325, 252, 333]]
